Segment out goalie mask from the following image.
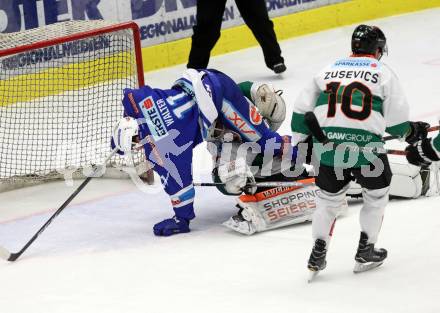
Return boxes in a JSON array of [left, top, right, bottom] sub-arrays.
[[253, 84, 286, 131], [111, 117, 139, 154]]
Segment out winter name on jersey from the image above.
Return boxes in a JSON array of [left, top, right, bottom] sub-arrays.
[[139, 96, 174, 139]]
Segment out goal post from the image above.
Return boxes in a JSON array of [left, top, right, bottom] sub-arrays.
[[0, 20, 154, 192]]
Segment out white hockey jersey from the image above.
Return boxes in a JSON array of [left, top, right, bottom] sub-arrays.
[[292, 55, 410, 167]]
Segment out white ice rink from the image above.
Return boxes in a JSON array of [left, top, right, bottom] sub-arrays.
[[1, 8, 440, 313]]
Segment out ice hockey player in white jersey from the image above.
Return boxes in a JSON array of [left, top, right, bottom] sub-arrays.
[[211, 81, 436, 236], [291, 25, 429, 279]]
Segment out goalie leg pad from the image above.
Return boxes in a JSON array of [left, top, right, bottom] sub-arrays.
[[425, 162, 440, 197], [223, 180, 323, 235], [389, 163, 423, 198], [349, 162, 434, 199], [222, 205, 259, 235]]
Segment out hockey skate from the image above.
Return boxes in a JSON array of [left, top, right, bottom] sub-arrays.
[[222, 207, 257, 235], [153, 216, 190, 236], [353, 232, 387, 273], [307, 239, 327, 282]]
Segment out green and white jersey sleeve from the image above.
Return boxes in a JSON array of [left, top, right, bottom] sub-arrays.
[[238, 81, 254, 101], [381, 64, 411, 137], [291, 77, 321, 144], [433, 135, 440, 156], [292, 56, 410, 167]]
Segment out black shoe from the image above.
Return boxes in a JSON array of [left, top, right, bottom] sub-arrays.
[[271, 62, 286, 74], [355, 232, 387, 264], [308, 239, 327, 271]]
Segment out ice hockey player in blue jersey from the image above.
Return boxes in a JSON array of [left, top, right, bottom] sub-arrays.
[[111, 69, 298, 236]]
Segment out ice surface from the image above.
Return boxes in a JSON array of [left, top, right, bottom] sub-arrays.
[[1, 8, 440, 313]]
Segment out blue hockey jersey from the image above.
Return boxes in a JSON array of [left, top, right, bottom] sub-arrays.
[[121, 69, 297, 220]]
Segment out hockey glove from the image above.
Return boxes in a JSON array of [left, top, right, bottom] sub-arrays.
[[405, 138, 440, 167], [405, 121, 430, 144], [111, 117, 139, 155], [215, 158, 257, 195]]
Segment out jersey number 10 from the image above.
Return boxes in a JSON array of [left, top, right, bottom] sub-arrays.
[[326, 82, 373, 121]]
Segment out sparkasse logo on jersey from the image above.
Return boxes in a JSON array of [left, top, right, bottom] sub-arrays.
[[139, 96, 168, 139], [143, 98, 154, 109]]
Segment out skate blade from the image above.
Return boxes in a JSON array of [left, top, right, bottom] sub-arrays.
[[353, 261, 383, 273], [307, 270, 320, 283]]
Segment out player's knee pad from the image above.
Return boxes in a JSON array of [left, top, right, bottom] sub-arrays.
[[361, 186, 390, 210], [316, 186, 349, 216], [359, 186, 390, 244]]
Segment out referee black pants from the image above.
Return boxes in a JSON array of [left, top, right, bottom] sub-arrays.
[[187, 0, 284, 69]]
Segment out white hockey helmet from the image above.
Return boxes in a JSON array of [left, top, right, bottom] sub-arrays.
[[111, 117, 139, 153], [253, 84, 286, 131]]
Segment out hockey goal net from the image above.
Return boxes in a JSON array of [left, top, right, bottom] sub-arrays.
[[0, 20, 153, 191]]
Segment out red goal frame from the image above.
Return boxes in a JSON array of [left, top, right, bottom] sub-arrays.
[[0, 21, 145, 87], [0, 21, 155, 187]]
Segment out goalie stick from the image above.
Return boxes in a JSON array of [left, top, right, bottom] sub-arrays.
[[0, 148, 118, 262], [304, 112, 407, 156]]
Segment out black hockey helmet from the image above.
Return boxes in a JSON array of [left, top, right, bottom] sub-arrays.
[[351, 25, 387, 59]]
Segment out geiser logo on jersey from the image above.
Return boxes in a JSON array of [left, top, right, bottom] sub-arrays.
[[139, 96, 168, 139]]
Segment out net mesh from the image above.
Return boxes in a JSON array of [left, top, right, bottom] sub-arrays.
[[0, 20, 149, 189]]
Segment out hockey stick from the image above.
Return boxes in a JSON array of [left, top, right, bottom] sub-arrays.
[[0, 149, 118, 262], [194, 178, 315, 189], [304, 112, 407, 156], [383, 125, 440, 141]]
